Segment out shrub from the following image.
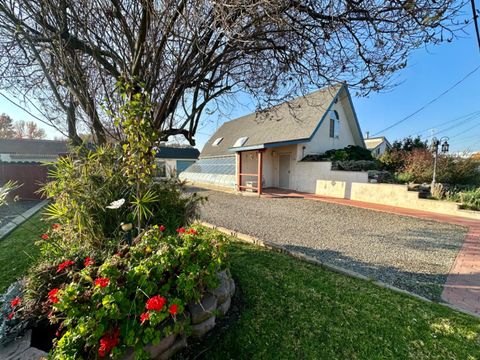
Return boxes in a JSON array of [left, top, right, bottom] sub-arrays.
[[460, 188, 480, 211], [23, 225, 226, 359], [394, 149, 480, 185], [303, 145, 374, 162], [332, 160, 380, 171], [40, 145, 204, 257]]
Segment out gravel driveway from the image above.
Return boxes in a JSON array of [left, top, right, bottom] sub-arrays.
[[194, 188, 468, 300]]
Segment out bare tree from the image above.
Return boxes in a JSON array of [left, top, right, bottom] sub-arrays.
[[14, 120, 47, 139], [0, 0, 468, 145], [0, 113, 15, 138]]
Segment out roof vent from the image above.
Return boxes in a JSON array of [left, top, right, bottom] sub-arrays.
[[212, 137, 223, 146], [232, 136, 248, 148]]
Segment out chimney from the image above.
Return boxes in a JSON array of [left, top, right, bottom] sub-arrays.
[[366, 131, 370, 139]]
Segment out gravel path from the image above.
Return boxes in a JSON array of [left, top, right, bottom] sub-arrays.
[[194, 188, 468, 300]]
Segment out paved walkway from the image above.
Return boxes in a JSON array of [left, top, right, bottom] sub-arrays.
[[263, 188, 480, 315]]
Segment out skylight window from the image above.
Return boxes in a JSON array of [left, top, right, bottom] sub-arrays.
[[212, 137, 223, 146], [232, 136, 249, 148]]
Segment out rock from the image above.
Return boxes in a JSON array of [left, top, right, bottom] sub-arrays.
[[209, 273, 230, 304], [188, 293, 217, 325], [0, 330, 32, 360], [17, 347, 48, 360], [145, 334, 176, 358], [190, 316, 216, 338], [156, 336, 187, 360], [217, 296, 231, 316], [229, 278, 235, 297]]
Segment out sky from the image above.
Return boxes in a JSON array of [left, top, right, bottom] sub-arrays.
[[0, 13, 479, 154]]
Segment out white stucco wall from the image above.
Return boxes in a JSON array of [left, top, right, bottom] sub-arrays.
[[300, 98, 357, 158], [239, 145, 367, 194], [370, 142, 389, 157]]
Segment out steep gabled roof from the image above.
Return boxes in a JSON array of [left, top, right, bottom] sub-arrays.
[[200, 84, 363, 157], [155, 146, 199, 159], [0, 139, 68, 155]]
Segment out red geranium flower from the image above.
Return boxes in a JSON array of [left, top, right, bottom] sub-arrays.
[[48, 288, 60, 303], [55, 330, 61, 337], [169, 304, 178, 315], [158, 225, 166, 232], [145, 295, 167, 312], [41, 233, 49, 240], [140, 312, 150, 324], [10, 297, 21, 308], [187, 228, 197, 235], [98, 328, 119, 358], [84, 257, 94, 267], [176, 227, 185, 234], [52, 223, 61, 230], [95, 278, 110, 288], [56, 260, 75, 273], [7, 312, 14, 320]]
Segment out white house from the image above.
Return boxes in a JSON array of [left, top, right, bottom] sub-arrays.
[[364, 135, 391, 157], [0, 138, 68, 163], [180, 84, 365, 194], [155, 146, 199, 178]]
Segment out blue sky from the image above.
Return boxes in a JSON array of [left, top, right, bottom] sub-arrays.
[[1, 17, 479, 154]]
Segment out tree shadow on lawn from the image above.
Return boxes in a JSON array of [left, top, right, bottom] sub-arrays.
[[282, 244, 449, 301]]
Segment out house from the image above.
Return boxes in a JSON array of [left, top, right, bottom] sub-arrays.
[[0, 139, 68, 199], [180, 84, 365, 194], [155, 146, 200, 178], [364, 135, 391, 157], [0, 138, 68, 162]]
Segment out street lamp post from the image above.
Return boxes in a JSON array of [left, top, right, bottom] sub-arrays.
[[431, 136, 450, 187]]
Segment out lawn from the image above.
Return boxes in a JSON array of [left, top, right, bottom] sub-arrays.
[[1, 216, 479, 359], [178, 241, 480, 360], [0, 211, 47, 293]]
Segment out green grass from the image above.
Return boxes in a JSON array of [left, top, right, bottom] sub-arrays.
[[0, 211, 47, 293], [179, 241, 480, 360], [1, 215, 479, 359]]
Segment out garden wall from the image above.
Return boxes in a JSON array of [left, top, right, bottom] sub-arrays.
[[315, 181, 480, 220]]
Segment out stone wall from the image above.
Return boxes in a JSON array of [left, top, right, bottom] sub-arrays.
[[0, 270, 235, 360], [315, 180, 480, 220]]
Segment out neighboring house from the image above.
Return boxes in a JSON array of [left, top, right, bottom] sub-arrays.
[[364, 135, 391, 157], [155, 146, 200, 178], [0, 138, 68, 162], [0, 139, 68, 199], [180, 84, 365, 194]]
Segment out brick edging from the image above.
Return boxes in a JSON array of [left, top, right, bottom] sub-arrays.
[[199, 221, 480, 319]]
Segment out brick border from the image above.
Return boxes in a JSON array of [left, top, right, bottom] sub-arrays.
[[200, 221, 480, 319]]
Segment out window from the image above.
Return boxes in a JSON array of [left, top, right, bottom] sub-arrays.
[[232, 136, 249, 148], [155, 160, 167, 178], [329, 110, 340, 139], [212, 137, 223, 146]]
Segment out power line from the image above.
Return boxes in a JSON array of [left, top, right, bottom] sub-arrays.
[[372, 65, 480, 136], [415, 110, 480, 137]]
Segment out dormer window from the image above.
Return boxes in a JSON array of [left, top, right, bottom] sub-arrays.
[[329, 110, 340, 139], [233, 136, 248, 148], [212, 137, 223, 146]]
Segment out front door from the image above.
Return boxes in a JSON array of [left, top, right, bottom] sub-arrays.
[[278, 154, 290, 188]]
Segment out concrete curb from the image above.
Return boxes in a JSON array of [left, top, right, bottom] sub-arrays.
[[0, 200, 49, 240], [200, 221, 480, 319]]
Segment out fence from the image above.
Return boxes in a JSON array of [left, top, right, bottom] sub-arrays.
[[0, 163, 49, 200]]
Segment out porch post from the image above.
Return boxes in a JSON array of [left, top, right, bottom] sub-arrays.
[[257, 150, 263, 196], [236, 152, 241, 191]]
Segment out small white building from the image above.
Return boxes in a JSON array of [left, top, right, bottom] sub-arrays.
[[364, 136, 391, 157], [180, 84, 365, 194], [155, 146, 199, 178]]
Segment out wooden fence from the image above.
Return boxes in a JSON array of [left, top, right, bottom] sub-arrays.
[[0, 163, 49, 200]]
